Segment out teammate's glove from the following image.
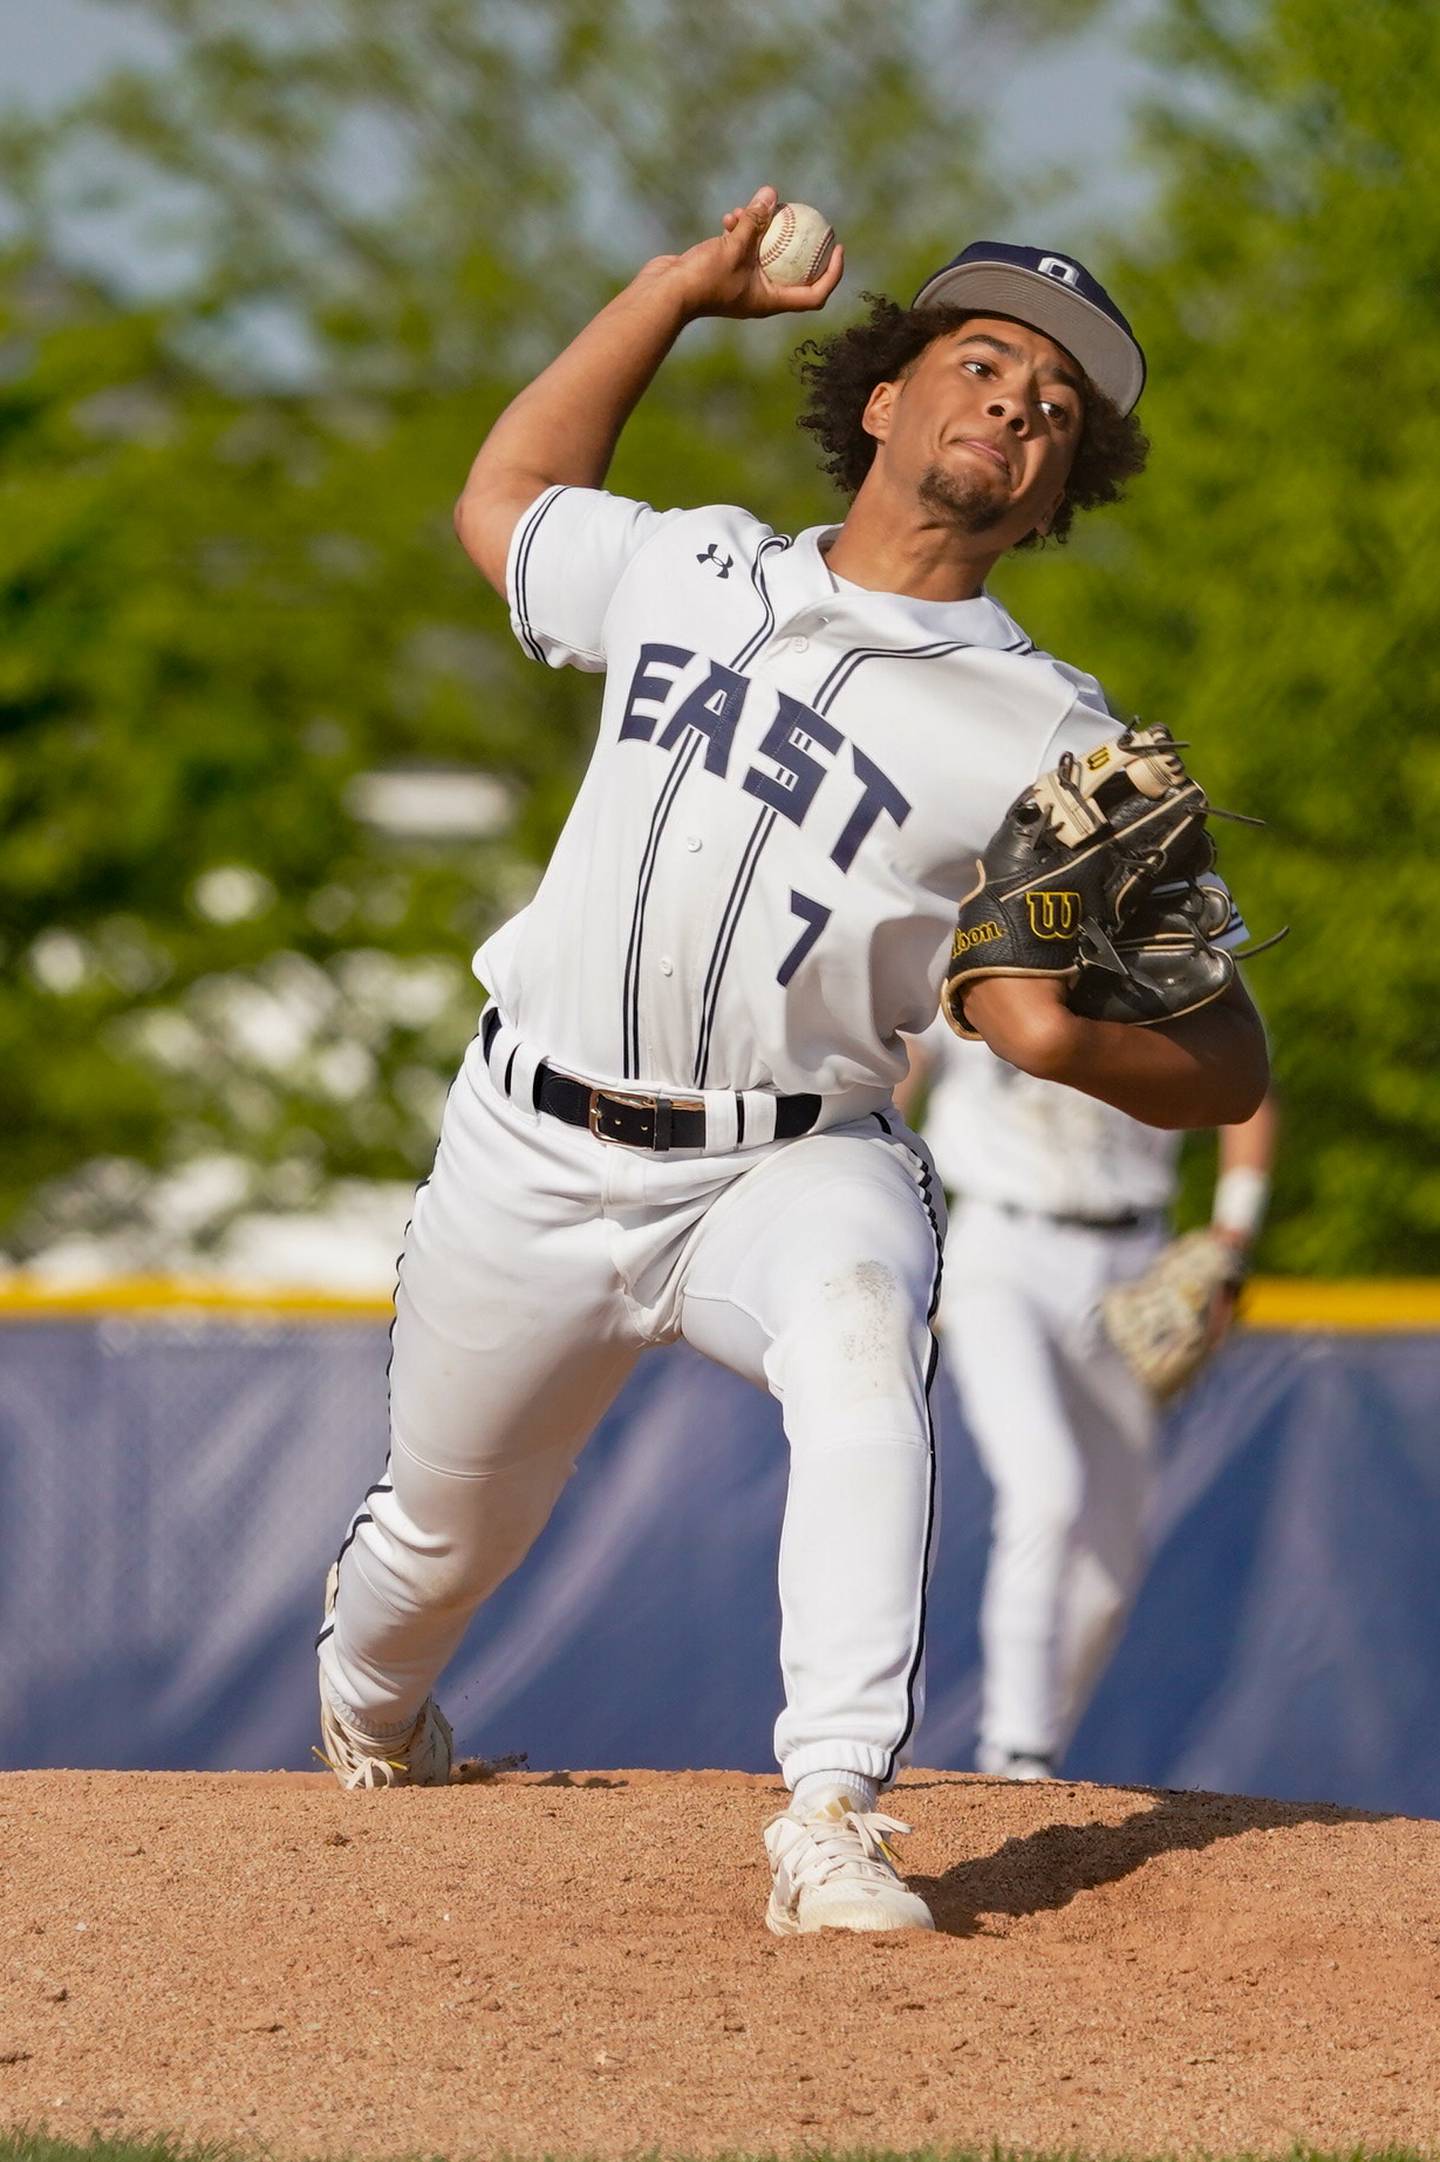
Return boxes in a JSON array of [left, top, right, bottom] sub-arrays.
[[1100, 1227, 1247, 1400], [941, 725, 1215, 1041]]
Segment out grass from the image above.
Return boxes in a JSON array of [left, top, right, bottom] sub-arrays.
[[2, 2138, 1439, 2162]]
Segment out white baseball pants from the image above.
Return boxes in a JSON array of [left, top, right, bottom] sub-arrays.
[[941, 1197, 1165, 1765], [319, 1028, 945, 1790]]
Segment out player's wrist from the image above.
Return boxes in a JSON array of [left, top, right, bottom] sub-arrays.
[[961, 976, 1082, 1078], [627, 253, 711, 328], [1209, 1228, 1252, 1291], [1211, 1165, 1270, 1244], [645, 230, 757, 323]]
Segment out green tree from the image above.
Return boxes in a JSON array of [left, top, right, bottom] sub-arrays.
[[0, 0, 1101, 1259], [994, 0, 1440, 1273]]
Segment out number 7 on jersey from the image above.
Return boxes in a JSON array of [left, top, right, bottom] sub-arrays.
[[777, 890, 831, 987]]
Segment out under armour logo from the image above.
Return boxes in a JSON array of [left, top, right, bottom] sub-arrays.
[[697, 543, 733, 579]]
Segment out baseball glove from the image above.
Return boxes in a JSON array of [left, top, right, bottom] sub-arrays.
[[1100, 1227, 1247, 1400], [942, 724, 1269, 1040], [1068, 876, 1241, 1026]]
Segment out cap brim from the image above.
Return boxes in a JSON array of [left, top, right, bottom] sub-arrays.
[[911, 262, 1145, 414]]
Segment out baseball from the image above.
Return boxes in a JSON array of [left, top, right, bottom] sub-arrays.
[[758, 201, 836, 287]]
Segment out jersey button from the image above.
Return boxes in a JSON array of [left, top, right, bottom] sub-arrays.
[[790, 635, 810, 653], [685, 835, 702, 852], [659, 957, 674, 977]]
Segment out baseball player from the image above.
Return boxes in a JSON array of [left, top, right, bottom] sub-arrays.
[[901, 1021, 1277, 1779], [314, 188, 1270, 1936]]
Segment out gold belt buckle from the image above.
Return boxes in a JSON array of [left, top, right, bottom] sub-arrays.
[[588, 1087, 656, 1145], [588, 1087, 703, 1150]]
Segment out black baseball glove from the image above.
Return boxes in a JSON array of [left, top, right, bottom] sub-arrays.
[[1067, 877, 1241, 1025], [941, 725, 1273, 1039]]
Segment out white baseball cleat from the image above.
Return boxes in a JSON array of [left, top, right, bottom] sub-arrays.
[[317, 1687, 455, 1790], [315, 1564, 454, 1790], [977, 1744, 1057, 1781], [763, 1795, 935, 1936], [1002, 1753, 1056, 1782]]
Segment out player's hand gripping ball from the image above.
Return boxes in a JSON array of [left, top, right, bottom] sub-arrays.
[[758, 201, 837, 287]]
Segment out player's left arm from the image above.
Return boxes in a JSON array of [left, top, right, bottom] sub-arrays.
[[962, 973, 1269, 1131]]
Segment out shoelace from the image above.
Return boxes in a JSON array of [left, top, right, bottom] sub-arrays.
[[785, 1809, 912, 1889], [314, 1697, 440, 1788], [312, 1741, 410, 1788]]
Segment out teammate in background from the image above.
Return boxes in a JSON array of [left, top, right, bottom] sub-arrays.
[[901, 1020, 1278, 1780], [314, 186, 1269, 1936]]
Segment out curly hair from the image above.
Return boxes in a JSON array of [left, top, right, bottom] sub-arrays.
[[795, 294, 1149, 549]]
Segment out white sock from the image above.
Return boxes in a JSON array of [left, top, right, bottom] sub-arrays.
[[791, 1770, 878, 1818], [321, 1675, 416, 1744]]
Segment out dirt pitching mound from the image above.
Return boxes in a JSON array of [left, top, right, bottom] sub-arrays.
[[2, 1768, 1438, 2159]]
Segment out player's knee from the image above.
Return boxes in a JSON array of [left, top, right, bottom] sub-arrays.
[[418, 1541, 492, 1612], [779, 1259, 929, 1408]]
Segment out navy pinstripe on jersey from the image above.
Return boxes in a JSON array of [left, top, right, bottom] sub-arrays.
[[730, 533, 793, 673], [511, 486, 569, 664], [622, 729, 704, 1079], [811, 627, 1034, 719], [693, 805, 777, 1087], [617, 531, 794, 1077]]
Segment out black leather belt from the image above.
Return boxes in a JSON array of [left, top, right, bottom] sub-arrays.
[[481, 1008, 820, 1153], [991, 1199, 1164, 1234]]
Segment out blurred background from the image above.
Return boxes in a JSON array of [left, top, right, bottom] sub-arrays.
[[2, 0, 1437, 1806]]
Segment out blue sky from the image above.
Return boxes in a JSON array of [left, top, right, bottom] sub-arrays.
[[1, 0, 1165, 233]]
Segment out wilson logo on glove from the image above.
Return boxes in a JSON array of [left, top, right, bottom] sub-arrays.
[[1025, 891, 1081, 940], [952, 919, 1003, 956]]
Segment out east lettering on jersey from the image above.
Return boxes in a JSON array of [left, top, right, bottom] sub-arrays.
[[618, 641, 912, 869]]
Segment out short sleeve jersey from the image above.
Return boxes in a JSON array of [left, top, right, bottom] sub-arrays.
[[914, 1016, 1184, 1216], [475, 486, 1126, 1102]]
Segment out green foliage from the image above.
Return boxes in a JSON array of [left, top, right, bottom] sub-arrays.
[[993, 0, 1440, 1272], [0, 0, 1102, 1257], [4, 0, 1434, 1273], [0, 253, 484, 1238]]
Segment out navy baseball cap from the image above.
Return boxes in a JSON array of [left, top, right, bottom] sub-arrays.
[[912, 242, 1146, 414]]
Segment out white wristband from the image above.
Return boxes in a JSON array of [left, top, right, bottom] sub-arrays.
[[1212, 1166, 1270, 1242]]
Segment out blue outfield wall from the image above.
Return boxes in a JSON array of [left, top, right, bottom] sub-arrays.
[[2, 1311, 1438, 1817]]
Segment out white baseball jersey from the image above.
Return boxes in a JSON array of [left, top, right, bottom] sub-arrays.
[[916, 1016, 1183, 1216], [475, 486, 1127, 1103]]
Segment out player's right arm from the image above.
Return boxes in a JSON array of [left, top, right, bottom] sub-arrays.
[[453, 185, 843, 595], [962, 975, 1270, 1131]]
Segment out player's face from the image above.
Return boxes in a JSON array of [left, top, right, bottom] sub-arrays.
[[864, 317, 1084, 547]]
